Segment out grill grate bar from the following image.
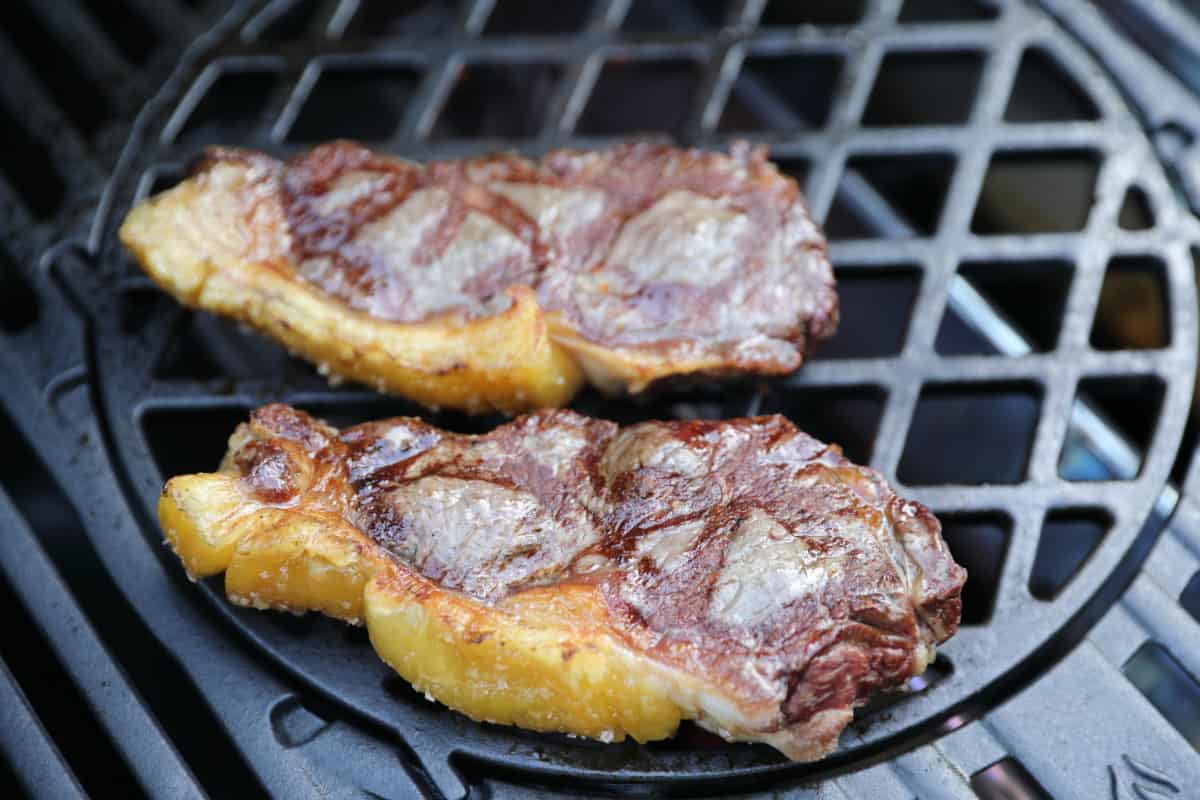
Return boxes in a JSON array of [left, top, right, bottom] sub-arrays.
[[804, 169, 1167, 500], [784, 3, 1190, 505], [0, 658, 86, 800], [0, 489, 205, 799], [0, 311, 429, 798], [0, 37, 104, 222], [878, 480, 1150, 512], [595, 0, 635, 31], [461, 0, 494, 38], [210, 21, 1031, 70]]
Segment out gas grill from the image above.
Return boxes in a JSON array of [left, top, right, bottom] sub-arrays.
[[2, 0, 1200, 797]]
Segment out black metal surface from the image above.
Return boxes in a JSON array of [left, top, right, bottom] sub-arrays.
[[2, 0, 1200, 798], [0, 658, 87, 800], [0, 487, 202, 798]]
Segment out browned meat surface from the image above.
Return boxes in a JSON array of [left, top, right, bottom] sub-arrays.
[[162, 404, 964, 760], [122, 140, 836, 411], [280, 141, 836, 362]]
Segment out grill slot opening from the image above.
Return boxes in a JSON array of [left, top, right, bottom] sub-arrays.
[[1059, 375, 1164, 481], [141, 399, 514, 483], [141, 405, 253, 477], [760, 384, 886, 465], [305, 398, 506, 433], [823, 192, 877, 240], [862, 51, 984, 127], [0, 248, 39, 334], [1091, 256, 1170, 351], [621, 0, 726, 32], [761, 0, 865, 26], [77, 0, 162, 66], [338, 1, 455, 38], [900, 382, 1041, 486], [0, 0, 113, 136], [0, 752, 21, 798], [936, 259, 1074, 355], [434, 61, 563, 140], [1029, 508, 1111, 600], [719, 52, 844, 132], [483, 0, 593, 35], [899, 0, 999, 23], [816, 266, 920, 359], [0, 104, 67, 219], [1123, 641, 1200, 751], [971, 150, 1100, 234], [0, 572, 143, 799], [570, 386, 745, 427], [0, 408, 264, 798], [118, 285, 165, 336], [1118, 186, 1154, 230], [644, 721, 728, 751], [830, 153, 956, 238], [288, 63, 421, 143], [577, 58, 702, 136], [1182, 572, 1200, 625], [153, 311, 327, 387], [248, 0, 330, 42], [1004, 47, 1100, 123], [775, 157, 810, 193], [174, 67, 283, 145], [970, 757, 1052, 800], [154, 313, 245, 381], [936, 512, 1011, 625]]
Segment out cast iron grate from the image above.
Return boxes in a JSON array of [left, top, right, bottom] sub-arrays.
[[3, 0, 1200, 797]]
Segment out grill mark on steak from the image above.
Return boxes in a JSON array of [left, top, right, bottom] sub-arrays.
[[194, 140, 835, 364], [276, 146, 549, 323], [235, 404, 965, 748]]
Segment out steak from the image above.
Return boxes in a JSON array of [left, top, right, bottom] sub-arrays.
[[159, 404, 965, 761], [120, 141, 837, 412]]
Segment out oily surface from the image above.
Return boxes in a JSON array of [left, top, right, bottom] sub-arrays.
[[216, 404, 964, 758]]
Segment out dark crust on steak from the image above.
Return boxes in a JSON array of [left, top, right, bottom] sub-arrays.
[[194, 141, 837, 369], [237, 404, 964, 732]]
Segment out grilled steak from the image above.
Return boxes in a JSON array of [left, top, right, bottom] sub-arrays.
[[160, 404, 964, 761], [121, 141, 837, 412]]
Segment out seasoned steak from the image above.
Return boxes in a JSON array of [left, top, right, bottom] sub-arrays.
[[120, 141, 837, 411], [284, 141, 835, 355], [160, 404, 964, 761]]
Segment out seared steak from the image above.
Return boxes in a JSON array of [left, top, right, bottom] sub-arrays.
[[160, 404, 964, 761], [121, 141, 836, 412]]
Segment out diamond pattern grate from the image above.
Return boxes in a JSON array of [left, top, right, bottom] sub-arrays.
[[18, 0, 1197, 793]]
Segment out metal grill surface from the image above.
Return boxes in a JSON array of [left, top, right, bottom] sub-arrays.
[[2, 1, 1200, 797]]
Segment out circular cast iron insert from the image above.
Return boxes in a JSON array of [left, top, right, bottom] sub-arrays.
[[67, 0, 1199, 792]]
